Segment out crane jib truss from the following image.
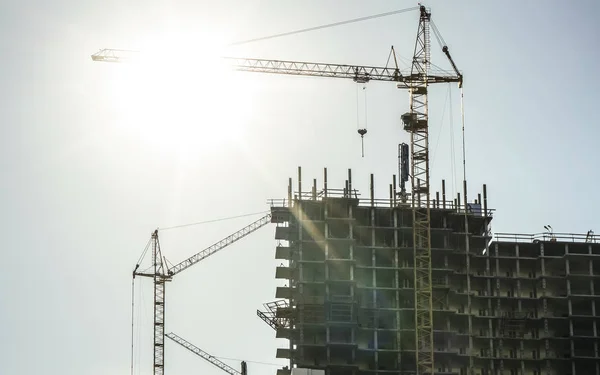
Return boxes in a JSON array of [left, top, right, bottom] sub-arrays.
[[135, 213, 272, 375], [90, 48, 461, 85], [167, 214, 273, 276], [166, 332, 244, 375], [96, 6, 462, 375], [224, 57, 460, 85]]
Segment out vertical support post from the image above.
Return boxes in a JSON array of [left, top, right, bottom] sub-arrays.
[[348, 169, 353, 197], [288, 178, 292, 207], [393, 205, 402, 372], [389, 184, 393, 208], [483, 184, 489, 255], [324, 168, 328, 198], [370, 174, 375, 207], [442, 179, 446, 209], [463, 182, 468, 215], [312, 179, 317, 200], [463, 180, 473, 371], [298, 166, 302, 201], [393, 175, 397, 206], [435, 192, 440, 209], [483, 185, 488, 217]]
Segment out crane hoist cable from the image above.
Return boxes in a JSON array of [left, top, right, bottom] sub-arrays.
[[449, 84, 457, 198], [135, 238, 152, 269], [430, 84, 451, 169], [92, 6, 421, 63], [356, 45, 405, 158], [430, 20, 447, 50], [229, 6, 420, 46], [430, 18, 468, 183], [460, 87, 467, 183], [130, 277, 135, 375], [356, 83, 368, 157], [158, 210, 270, 231], [131, 238, 151, 375]]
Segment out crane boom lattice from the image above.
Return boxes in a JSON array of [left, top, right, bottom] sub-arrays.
[[89, 51, 461, 85], [91, 48, 138, 63], [166, 333, 242, 375], [225, 58, 403, 83], [167, 213, 272, 276], [224, 57, 460, 85]]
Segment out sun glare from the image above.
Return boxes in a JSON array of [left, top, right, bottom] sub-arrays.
[[110, 32, 255, 161]]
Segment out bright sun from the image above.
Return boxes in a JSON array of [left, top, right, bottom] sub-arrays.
[[109, 32, 255, 161]]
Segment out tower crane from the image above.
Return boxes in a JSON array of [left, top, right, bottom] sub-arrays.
[[166, 332, 248, 375], [134, 214, 272, 375], [94, 6, 462, 375]]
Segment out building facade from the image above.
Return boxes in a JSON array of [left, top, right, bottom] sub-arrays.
[[269, 168, 600, 375]]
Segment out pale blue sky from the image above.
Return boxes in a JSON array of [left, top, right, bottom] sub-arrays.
[[1, 1, 599, 374]]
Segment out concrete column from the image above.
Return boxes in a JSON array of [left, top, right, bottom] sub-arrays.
[[370, 207, 378, 368], [296, 200, 306, 358], [497, 243, 506, 372], [393, 208, 401, 371]]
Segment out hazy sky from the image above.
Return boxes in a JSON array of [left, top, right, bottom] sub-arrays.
[[2, 0, 599, 374]]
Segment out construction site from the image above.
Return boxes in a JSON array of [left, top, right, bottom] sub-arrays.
[[265, 170, 600, 375], [90, 5, 600, 375]]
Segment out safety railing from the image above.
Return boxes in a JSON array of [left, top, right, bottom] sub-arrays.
[[494, 232, 599, 244], [267, 196, 495, 217], [267, 198, 290, 207]]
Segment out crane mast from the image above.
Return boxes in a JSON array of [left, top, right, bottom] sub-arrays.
[[408, 6, 433, 375], [152, 230, 168, 375]]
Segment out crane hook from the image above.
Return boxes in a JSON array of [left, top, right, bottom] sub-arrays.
[[357, 129, 367, 157]]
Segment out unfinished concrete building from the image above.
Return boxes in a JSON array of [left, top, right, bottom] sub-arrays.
[[266, 168, 600, 375]]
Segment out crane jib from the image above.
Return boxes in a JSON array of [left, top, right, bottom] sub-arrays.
[[167, 213, 272, 276], [222, 57, 460, 85]]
